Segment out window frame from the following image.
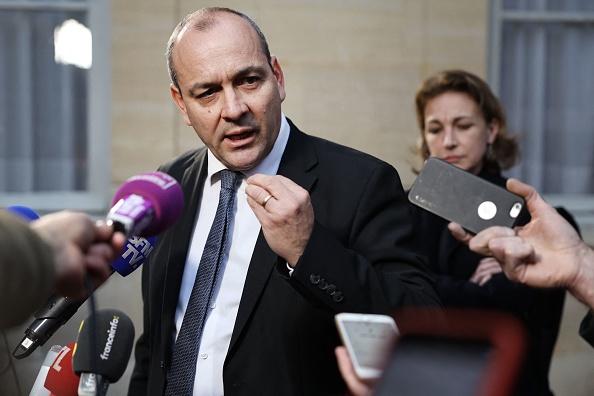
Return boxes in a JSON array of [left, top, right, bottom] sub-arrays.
[[488, 0, 594, 233], [0, 0, 111, 213]]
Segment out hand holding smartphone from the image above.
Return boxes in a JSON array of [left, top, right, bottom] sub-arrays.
[[335, 313, 399, 380], [408, 157, 525, 234]]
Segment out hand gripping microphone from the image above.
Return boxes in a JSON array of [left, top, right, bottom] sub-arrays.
[[12, 171, 183, 360], [43, 342, 79, 396], [13, 235, 156, 359], [72, 309, 135, 396]]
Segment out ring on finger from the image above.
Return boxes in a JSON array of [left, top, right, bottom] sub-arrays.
[[262, 194, 273, 208]]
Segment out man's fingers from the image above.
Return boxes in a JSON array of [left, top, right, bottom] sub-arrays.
[[448, 222, 473, 244], [487, 237, 535, 282], [246, 174, 285, 209], [85, 246, 114, 287], [246, 174, 307, 213], [506, 178, 537, 201], [506, 178, 549, 217], [468, 226, 516, 256], [273, 175, 304, 194], [335, 346, 373, 396]]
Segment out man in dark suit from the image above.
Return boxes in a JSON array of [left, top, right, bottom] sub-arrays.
[[128, 7, 440, 395]]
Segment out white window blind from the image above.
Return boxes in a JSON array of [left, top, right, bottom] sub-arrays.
[[489, 0, 594, 194], [489, 0, 594, 227]]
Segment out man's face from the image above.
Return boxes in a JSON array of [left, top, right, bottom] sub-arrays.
[[170, 14, 286, 172]]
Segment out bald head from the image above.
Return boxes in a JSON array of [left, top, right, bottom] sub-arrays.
[[166, 7, 272, 93]]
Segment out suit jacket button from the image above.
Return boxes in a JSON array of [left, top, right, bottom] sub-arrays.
[[310, 274, 321, 284], [160, 360, 165, 372], [325, 285, 337, 295], [318, 279, 329, 290], [333, 292, 344, 302]]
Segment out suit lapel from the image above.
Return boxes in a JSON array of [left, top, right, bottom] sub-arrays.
[[160, 150, 208, 361], [228, 123, 318, 352]]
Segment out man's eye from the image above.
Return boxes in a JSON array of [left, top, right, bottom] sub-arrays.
[[198, 88, 215, 99], [243, 76, 258, 85]]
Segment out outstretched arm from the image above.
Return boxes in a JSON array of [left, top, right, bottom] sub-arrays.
[[0, 210, 125, 329], [449, 178, 594, 311]]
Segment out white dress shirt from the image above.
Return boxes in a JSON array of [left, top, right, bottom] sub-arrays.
[[173, 115, 290, 395]]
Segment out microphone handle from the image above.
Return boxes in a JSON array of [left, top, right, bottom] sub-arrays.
[[79, 373, 110, 396], [13, 294, 85, 359], [13, 269, 115, 359]]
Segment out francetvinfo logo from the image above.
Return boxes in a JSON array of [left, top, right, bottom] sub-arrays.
[[100, 316, 120, 360]]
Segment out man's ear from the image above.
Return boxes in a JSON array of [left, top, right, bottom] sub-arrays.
[[170, 84, 192, 126], [270, 55, 286, 102]]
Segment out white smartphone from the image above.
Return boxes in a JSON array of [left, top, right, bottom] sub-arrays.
[[335, 313, 399, 380]]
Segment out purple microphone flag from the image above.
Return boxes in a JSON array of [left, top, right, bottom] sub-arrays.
[[108, 171, 184, 237]]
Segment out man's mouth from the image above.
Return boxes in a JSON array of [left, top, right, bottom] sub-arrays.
[[228, 131, 253, 140]]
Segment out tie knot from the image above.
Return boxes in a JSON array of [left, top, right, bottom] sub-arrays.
[[220, 169, 239, 191]]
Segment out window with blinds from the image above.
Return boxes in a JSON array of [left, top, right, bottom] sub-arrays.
[[0, 0, 110, 212], [489, 0, 594, 195]]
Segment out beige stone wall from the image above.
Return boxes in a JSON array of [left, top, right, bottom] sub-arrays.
[[109, 1, 594, 395], [6, 1, 592, 395], [111, 0, 489, 189]]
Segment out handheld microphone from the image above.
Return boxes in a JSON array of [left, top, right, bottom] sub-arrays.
[[44, 342, 79, 396], [107, 171, 184, 237], [13, 170, 182, 360], [72, 309, 135, 396], [3, 205, 40, 221], [28, 344, 62, 396], [12, 235, 156, 359]]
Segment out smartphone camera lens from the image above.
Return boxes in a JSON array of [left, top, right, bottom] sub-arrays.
[[510, 203, 522, 218]]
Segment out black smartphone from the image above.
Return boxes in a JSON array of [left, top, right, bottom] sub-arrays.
[[408, 157, 525, 234]]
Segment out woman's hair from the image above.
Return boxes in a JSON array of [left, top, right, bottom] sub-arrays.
[[414, 69, 520, 173]]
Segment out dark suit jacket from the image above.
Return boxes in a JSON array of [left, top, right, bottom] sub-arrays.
[[410, 169, 576, 396], [128, 120, 441, 396]]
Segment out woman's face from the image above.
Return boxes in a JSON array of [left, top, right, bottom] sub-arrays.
[[423, 92, 499, 175]]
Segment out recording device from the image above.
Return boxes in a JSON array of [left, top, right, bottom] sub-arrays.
[[43, 342, 79, 396], [408, 157, 525, 234], [28, 344, 62, 396], [107, 171, 184, 238], [13, 171, 182, 360], [13, 235, 155, 359], [335, 313, 399, 380], [72, 309, 135, 396]]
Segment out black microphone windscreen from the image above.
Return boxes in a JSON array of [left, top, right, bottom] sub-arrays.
[[72, 309, 135, 383]]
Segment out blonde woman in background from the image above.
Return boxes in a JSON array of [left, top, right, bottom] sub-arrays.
[[409, 69, 580, 395]]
